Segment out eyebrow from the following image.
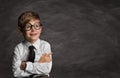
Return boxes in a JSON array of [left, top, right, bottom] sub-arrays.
[[26, 22, 43, 26], [28, 22, 40, 24]]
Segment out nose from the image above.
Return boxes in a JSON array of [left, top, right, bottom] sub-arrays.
[[31, 25, 35, 31]]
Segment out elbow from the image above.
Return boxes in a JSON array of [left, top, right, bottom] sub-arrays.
[[43, 66, 52, 74], [44, 70, 50, 74], [12, 69, 18, 77], [47, 67, 52, 73], [45, 63, 52, 74], [13, 71, 24, 78], [13, 72, 19, 77], [14, 74, 18, 78], [12, 69, 22, 77], [42, 70, 50, 74], [13, 70, 21, 77]]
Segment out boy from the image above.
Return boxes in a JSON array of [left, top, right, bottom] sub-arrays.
[[12, 11, 52, 78]]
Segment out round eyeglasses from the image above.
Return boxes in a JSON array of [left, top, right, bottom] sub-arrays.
[[24, 22, 42, 31]]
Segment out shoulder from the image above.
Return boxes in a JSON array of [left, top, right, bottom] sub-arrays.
[[40, 39, 51, 52], [40, 39, 51, 46], [14, 41, 25, 50]]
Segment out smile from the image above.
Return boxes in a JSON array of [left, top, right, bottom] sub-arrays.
[[30, 33, 37, 36]]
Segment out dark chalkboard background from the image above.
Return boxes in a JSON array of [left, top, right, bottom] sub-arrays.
[[1, 0, 120, 78]]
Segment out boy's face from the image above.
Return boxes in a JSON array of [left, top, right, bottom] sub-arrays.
[[22, 19, 42, 43]]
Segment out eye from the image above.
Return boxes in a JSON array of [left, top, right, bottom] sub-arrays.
[[25, 24, 31, 29], [34, 23, 40, 27]]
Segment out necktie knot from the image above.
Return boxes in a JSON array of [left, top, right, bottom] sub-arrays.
[[29, 45, 35, 50]]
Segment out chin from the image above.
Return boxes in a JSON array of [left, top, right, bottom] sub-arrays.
[[29, 39, 37, 43], [28, 37, 37, 42], [31, 38, 38, 41], [26, 36, 39, 42]]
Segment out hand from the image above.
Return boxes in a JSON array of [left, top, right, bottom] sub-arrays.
[[38, 52, 52, 63], [20, 61, 26, 70]]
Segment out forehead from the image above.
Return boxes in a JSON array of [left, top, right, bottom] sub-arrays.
[[28, 19, 40, 24]]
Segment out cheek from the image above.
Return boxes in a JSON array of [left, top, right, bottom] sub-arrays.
[[39, 30, 42, 34], [37, 29, 42, 34], [37, 31, 41, 36], [25, 31, 30, 36], [39, 28, 42, 33]]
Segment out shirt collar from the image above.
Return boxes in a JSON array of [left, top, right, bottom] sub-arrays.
[[25, 39, 40, 49]]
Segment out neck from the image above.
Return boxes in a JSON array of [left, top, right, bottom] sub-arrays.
[[27, 39, 38, 44]]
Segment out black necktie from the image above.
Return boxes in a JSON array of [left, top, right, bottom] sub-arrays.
[[28, 45, 35, 63]]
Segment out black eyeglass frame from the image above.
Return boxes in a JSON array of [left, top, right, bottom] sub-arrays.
[[23, 22, 42, 31]]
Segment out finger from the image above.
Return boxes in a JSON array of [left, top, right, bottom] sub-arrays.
[[42, 52, 52, 57], [46, 53, 51, 57], [46, 58, 52, 63], [44, 53, 47, 56], [47, 52, 53, 56], [42, 53, 46, 57], [49, 58, 52, 62]]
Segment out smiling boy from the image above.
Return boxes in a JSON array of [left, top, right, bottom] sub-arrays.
[[12, 11, 52, 78]]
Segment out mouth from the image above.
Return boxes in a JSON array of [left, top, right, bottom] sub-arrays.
[[30, 33, 37, 36]]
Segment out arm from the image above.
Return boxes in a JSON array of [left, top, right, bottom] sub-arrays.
[[12, 46, 31, 77], [25, 61, 52, 74], [22, 42, 53, 74]]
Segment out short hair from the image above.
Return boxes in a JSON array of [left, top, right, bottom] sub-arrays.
[[18, 11, 40, 29]]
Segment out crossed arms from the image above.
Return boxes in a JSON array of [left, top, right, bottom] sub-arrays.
[[12, 43, 52, 77], [20, 53, 52, 70]]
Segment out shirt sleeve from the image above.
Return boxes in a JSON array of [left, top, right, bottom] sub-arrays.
[[25, 42, 52, 75], [12, 46, 31, 77]]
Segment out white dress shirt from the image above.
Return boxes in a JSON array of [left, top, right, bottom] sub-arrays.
[[12, 39, 52, 78]]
